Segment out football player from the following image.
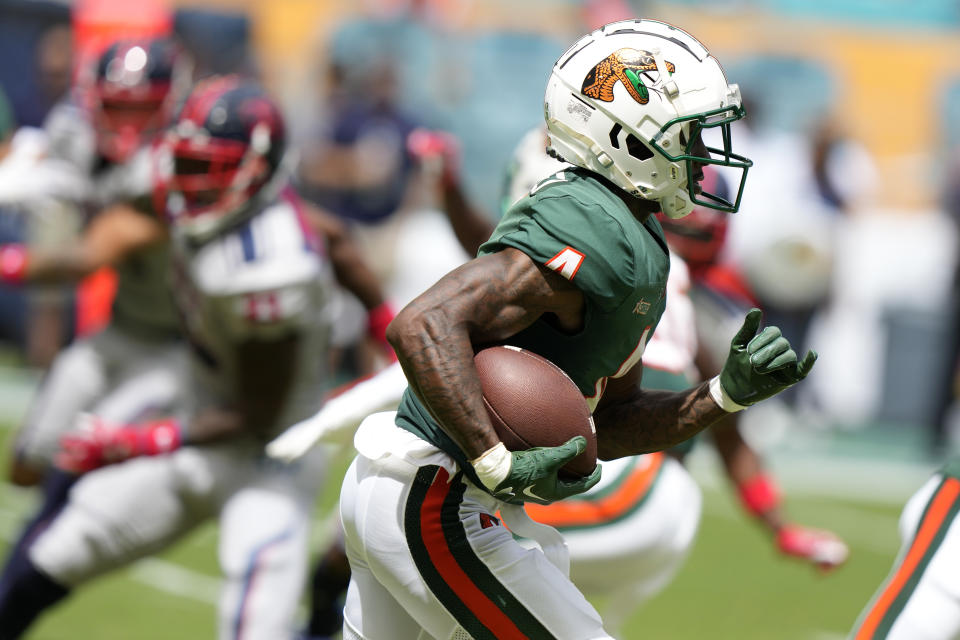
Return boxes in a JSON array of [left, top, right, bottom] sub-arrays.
[[273, 121, 848, 636], [0, 42, 196, 601], [849, 458, 960, 639], [0, 77, 338, 640], [338, 20, 816, 639], [5, 37, 192, 491], [520, 165, 848, 635], [478, 128, 847, 630], [1, 30, 391, 508]]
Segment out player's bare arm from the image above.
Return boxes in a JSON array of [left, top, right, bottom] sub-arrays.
[[188, 332, 302, 442], [23, 203, 167, 284], [708, 388, 848, 570], [235, 332, 302, 437], [593, 371, 727, 460], [388, 247, 583, 460], [406, 129, 495, 257], [301, 202, 396, 355], [301, 203, 386, 311]]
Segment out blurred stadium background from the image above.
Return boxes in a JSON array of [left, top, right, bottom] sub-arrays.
[[1, 0, 960, 638]]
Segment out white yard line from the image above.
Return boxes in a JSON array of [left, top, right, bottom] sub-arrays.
[[808, 632, 847, 640], [128, 558, 221, 604]]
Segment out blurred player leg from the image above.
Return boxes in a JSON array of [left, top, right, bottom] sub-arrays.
[[0, 452, 206, 637], [91, 342, 189, 425], [217, 466, 320, 640], [850, 474, 960, 640], [11, 327, 187, 484], [10, 336, 106, 485], [0, 470, 73, 639], [0, 334, 188, 629], [303, 534, 351, 639]]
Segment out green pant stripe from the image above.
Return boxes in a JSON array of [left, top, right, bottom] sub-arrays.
[[441, 471, 556, 639], [874, 478, 960, 638], [405, 466, 493, 639]]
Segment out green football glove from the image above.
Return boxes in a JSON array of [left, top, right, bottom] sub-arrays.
[[472, 436, 602, 505], [714, 308, 818, 410]]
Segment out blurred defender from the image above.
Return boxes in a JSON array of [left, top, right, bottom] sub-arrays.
[[5, 37, 192, 488], [0, 77, 336, 640], [338, 20, 818, 639], [277, 122, 847, 637], [0, 40, 194, 612]]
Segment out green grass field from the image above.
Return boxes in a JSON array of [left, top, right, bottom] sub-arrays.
[[0, 425, 915, 640]]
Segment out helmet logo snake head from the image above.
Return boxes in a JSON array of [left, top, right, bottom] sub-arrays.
[[581, 48, 675, 105]]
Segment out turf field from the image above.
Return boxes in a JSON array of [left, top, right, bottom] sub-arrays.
[[0, 419, 920, 640]]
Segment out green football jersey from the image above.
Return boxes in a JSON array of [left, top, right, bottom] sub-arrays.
[[396, 167, 670, 483], [942, 456, 960, 479]]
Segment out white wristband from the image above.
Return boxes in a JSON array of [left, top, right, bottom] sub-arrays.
[[709, 375, 748, 413], [470, 442, 512, 491]]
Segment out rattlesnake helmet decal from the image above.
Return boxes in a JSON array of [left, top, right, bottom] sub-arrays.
[[580, 48, 676, 105]]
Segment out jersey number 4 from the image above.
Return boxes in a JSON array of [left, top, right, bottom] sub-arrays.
[[545, 246, 585, 280]]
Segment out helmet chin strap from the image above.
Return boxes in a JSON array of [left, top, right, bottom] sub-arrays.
[[659, 191, 694, 219]]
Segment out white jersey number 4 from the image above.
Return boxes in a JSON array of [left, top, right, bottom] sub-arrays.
[[545, 246, 585, 280]]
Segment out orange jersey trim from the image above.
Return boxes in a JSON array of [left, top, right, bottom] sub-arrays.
[[854, 477, 960, 639], [524, 452, 665, 528]]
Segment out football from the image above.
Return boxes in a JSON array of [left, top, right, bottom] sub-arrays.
[[474, 345, 597, 478]]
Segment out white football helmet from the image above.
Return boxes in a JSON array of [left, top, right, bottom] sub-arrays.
[[544, 19, 751, 218]]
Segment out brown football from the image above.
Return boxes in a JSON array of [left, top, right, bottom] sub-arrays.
[[474, 345, 597, 478]]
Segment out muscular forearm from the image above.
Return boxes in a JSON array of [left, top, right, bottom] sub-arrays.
[[387, 250, 585, 461], [594, 380, 727, 459], [389, 304, 498, 459], [387, 258, 534, 459]]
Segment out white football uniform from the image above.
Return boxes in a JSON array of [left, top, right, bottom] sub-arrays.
[[850, 467, 960, 640], [27, 195, 337, 640], [12, 102, 188, 472]]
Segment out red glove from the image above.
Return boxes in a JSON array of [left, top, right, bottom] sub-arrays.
[[56, 414, 182, 474], [406, 128, 460, 186], [367, 301, 397, 361], [776, 524, 849, 571], [0, 244, 28, 284]]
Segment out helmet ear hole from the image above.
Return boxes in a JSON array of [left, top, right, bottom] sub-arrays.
[[608, 123, 622, 149], [625, 134, 653, 161]]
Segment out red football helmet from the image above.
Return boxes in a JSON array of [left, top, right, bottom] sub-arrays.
[[159, 75, 287, 240], [87, 37, 190, 163]]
